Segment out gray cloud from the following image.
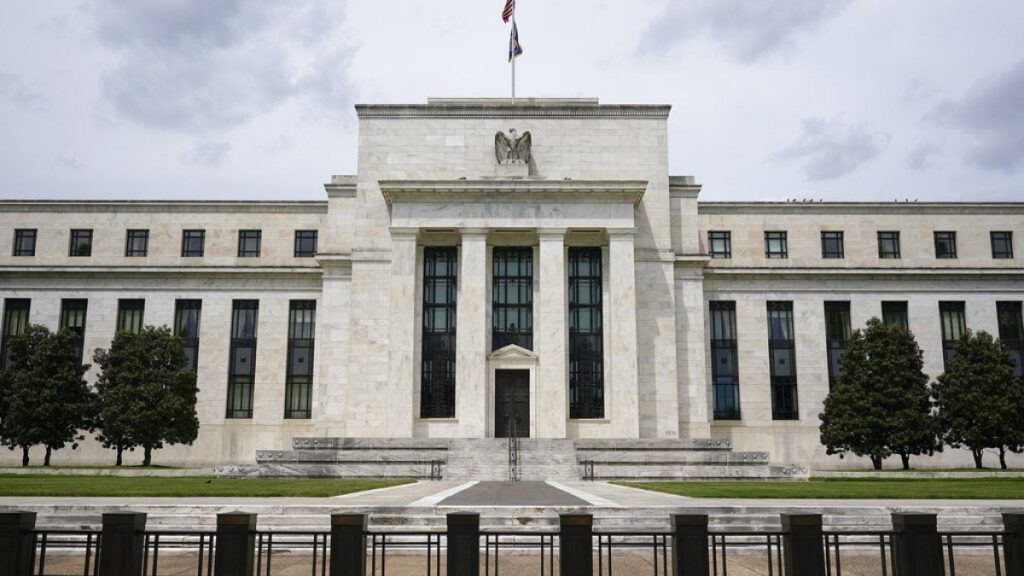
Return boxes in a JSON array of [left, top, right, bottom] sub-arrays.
[[933, 59, 1024, 173], [92, 0, 354, 132], [907, 143, 940, 171], [54, 153, 84, 171], [0, 73, 48, 111], [182, 141, 231, 168], [638, 0, 852, 61], [775, 118, 890, 181]]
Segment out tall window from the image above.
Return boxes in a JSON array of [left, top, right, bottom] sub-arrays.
[[294, 230, 318, 257], [492, 247, 533, 350], [116, 299, 145, 334], [767, 301, 798, 420], [1, 299, 30, 369], [569, 247, 604, 419], [939, 301, 966, 371], [991, 232, 1014, 259], [238, 230, 262, 258], [882, 301, 909, 328], [59, 299, 88, 362], [878, 231, 900, 259], [824, 301, 851, 389], [125, 229, 149, 257], [421, 248, 457, 418], [174, 300, 202, 373], [227, 300, 259, 419], [764, 231, 788, 259], [709, 301, 740, 420], [181, 230, 205, 257], [934, 231, 957, 259], [997, 302, 1024, 378], [69, 229, 93, 257], [708, 231, 732, 259], [285, 301, 316, 419], [13, 229, 36, 257], [821, 232, 844, 259]]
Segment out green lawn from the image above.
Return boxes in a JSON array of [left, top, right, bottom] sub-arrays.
[[0, 475, 412, 497], [619, 478, 1024, 499]]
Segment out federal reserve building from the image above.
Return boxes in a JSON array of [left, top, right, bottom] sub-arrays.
[[2, 98, 1022, 476]]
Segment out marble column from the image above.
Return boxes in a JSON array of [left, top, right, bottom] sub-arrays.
[[456, 229, 489, 437], [607, 230, 640, 437], [315, 257, 352, 435], [536, 229, 567, 438], [675, 267, 711, 438], [385, 228, 417, 437]]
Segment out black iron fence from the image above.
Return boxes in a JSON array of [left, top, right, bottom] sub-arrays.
[[1, 510, 1022, 576]]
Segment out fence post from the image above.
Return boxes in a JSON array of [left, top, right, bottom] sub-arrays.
[[0, 512, 36, 576], [98, 512, 147, 576], [781, 513, 825, 576], [672, 514, 709, 576], [214, 513, 257, 576], [891, 513, 944, 576], [330, 514, 367, 576], [447, 513, 479, 576], [1004, 513, 1024, 576], [560, 513, 593, 576]]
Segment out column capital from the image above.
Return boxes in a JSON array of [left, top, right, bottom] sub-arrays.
[[389, 227, 419, 240], [537, 227, 567, 239], [606, 227, 637, 238], [459, 228, 489, 240]]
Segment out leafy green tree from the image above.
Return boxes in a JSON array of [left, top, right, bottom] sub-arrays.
[[820, 318, 940, 470], [93, 325, 199, 466], [933, 330, 1024, 469], [0, 325, 94, 466]]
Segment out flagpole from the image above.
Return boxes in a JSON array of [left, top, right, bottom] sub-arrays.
[[511, 13, 516, 104]]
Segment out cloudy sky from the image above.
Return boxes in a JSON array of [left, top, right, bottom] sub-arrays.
[[1, 1, 1021, 201]]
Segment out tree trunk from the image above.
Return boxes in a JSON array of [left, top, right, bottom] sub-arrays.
[[44, 446, 52, 466], [21, 445, 29, 467], [116, 445, 123, 467], [972, 449, 984, 469], [999, 447, 1008, 470], [143, 445, 152, 467], [900, 453, 910, 470], [870, 455, 883, 470]]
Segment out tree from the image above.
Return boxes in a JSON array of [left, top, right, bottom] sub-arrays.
[[820, 318, 940, 470], [0, 325, 94, 466], [933, 330, 1024, 469], [93, 325, 199, 466]]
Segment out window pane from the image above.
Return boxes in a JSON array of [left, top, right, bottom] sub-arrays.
[[569, 247, 604, 419], [421, 247, 457, 418], [882, 301, 909, 328]]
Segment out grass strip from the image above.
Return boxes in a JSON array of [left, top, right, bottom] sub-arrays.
[[618, 478, 1024, 499], [0, 475, 412, 497]]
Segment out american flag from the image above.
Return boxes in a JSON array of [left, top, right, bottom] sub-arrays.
[[502, 0, 515, 22]]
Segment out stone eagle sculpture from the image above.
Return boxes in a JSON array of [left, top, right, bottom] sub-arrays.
[[495, 128, 532, 164]]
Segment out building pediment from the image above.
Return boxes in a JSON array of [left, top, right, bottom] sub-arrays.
[[488, 344, 538, 361], [379, 179, 647, 206]]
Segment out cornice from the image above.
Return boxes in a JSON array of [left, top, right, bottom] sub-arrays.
[[379, 179, 647, 206], [703, 266, 1024, 280], [0, 200, 327, 214], [698, 202, 1024, 215], [324, 175, 357, 199], [356, 103, 671, 120]]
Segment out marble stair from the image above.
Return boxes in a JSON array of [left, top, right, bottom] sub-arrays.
[[574, 439, 809, 481], [249, 437, 448, 479]]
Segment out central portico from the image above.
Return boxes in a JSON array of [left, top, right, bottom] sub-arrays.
[[382, 179, 645, 439]]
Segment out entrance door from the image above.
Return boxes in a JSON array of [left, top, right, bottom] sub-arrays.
[[495, 370, 530, 438]]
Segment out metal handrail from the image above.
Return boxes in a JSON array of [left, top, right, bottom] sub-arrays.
[[507, 412, 520, 481]]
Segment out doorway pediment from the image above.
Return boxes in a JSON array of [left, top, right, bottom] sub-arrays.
[[488, 344, 538, 362]]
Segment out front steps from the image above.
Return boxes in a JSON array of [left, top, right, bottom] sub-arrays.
[[244, 436, 807, 481]]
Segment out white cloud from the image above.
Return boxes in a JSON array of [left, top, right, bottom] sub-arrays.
[[775, 118, 890, 181]]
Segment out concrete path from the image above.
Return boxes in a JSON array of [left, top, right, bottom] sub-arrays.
[[439, 481, 589, 506]]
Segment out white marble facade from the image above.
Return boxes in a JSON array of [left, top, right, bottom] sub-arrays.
[[0, 98, 1022, 469]]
